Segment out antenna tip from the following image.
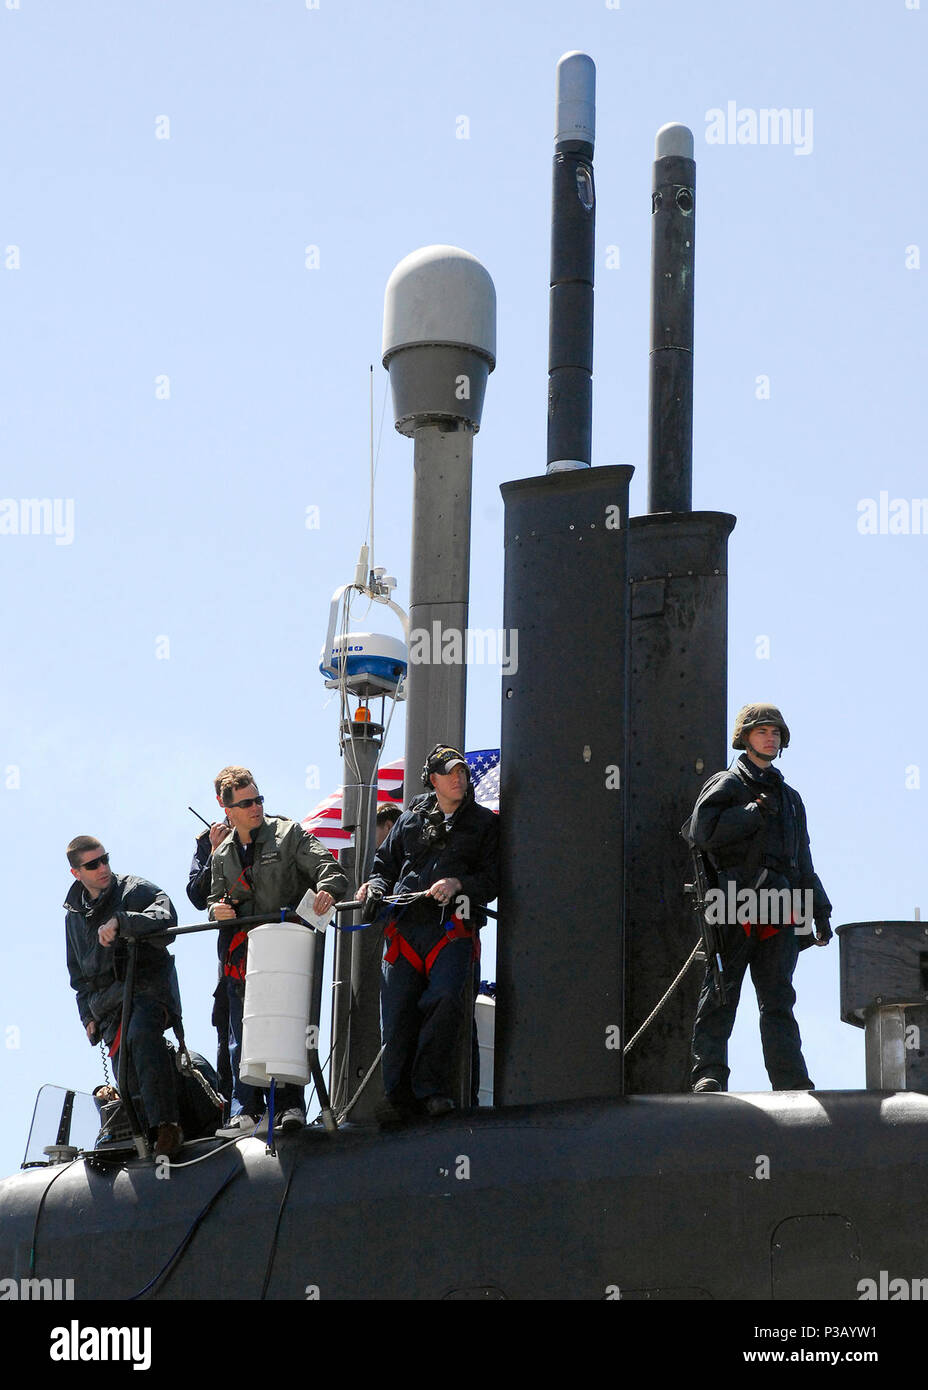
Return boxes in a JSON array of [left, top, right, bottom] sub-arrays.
[[655, 123, 694, 159], [555, 52, 595, 148]]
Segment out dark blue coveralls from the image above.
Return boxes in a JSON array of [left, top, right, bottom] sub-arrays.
[[367, 790, 499, 1107], [687, 753, 832, 1091]]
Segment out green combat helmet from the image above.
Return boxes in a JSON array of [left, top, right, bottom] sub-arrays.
[[732, 703, 791, 750]]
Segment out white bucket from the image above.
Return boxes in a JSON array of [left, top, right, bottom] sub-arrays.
[[475, 994, 495, 1106], [240, 923, 314, 1087]]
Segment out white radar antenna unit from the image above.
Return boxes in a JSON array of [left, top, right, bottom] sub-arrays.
[[320, 543, 408, 701]]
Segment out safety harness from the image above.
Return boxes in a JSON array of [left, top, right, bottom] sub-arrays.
[[221, 856, 256, 981], [383, 914, 480, 977], [701, 760, 802, 940], [223, 929, 249, 981]]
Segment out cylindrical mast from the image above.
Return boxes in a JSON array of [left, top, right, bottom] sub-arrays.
[[404, 424, 474, 773], [547, 52, 596, 474], [647, 123, 696, 513], [329, 717, 384, 1122], [625, 125, 734, 1094], [382, 245, 496, 793]]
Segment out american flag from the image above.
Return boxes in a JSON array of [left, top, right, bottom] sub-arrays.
[[303, 749, 500, 859], [465, 748, 500, 813]]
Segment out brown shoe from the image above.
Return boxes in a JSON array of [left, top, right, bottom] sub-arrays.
[[154, 1122, 184, 1159]]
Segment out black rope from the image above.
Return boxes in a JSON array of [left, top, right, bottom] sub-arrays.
[[28, 1158, 83, 1275], [259, 1162, 297, 1300], [128, 1163, 244, 1300]]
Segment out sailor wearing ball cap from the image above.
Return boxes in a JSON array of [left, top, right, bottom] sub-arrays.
[[358, 743, 499, 1123]]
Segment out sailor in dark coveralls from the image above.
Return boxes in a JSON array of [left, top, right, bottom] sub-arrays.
[[64, 836, 184, 1157], [359, 744, 499, 1121], [686, 704, 832, 1094]]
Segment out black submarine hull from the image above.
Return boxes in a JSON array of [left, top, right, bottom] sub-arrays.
[[2, 1090, 926, 1301]]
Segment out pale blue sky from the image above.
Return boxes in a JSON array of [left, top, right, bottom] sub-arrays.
[[1, 0, 925, 1178]]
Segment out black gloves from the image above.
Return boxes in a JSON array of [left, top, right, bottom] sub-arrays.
[[814, 918, 833, 946], [361, 886, 384, 924]]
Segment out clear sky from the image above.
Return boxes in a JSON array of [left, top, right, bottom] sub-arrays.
[[1, 0, 925, 1182]]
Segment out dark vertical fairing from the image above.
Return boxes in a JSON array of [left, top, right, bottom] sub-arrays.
[[624, 511, 735, 1093], [547, 142, 595, 469], [648, 153, 696, 513], [496, 465, 632, 1105]]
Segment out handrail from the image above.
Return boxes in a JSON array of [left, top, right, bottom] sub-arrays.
[[144, 903, 365, 942]]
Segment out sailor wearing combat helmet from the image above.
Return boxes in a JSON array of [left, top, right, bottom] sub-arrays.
[[684, 704, 832, 1094]]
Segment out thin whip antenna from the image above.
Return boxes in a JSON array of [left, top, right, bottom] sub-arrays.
[[363, 370, 391, 568], [369, 364, 375, 581]]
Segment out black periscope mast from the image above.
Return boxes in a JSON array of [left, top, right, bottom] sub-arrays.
[[3, 52, 927, 1302]]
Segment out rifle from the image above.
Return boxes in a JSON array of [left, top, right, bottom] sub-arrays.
[[684, 844, 727, 1007]]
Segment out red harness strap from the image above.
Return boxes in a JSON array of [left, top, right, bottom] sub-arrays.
[[223, 929, 249, 981], [742, 904, 797, 943], [383, 915, 479, 977], [742, 921, 783, 942]]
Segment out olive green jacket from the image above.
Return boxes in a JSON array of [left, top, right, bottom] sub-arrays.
[[208, 814, 348, 922]]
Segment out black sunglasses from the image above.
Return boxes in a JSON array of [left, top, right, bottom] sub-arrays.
[[80, 853, 110, 872], [229, 795, 264, 810]]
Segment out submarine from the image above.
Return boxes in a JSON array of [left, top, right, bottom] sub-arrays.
[[2, 53, 927, 1348]]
